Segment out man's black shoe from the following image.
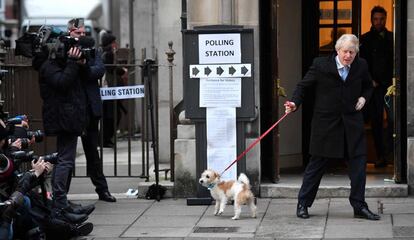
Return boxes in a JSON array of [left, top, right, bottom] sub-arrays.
[[67, 202, 95, 215], [354, 207, 381, 220], [73, 222, 93, 236], [296, 204, 309, 219], [103, 141, 114, 148], [53, 208, 88, 224], [98, 191, 116, 202]]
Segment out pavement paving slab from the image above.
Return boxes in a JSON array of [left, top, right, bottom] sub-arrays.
[[67, 197, 414, 239]]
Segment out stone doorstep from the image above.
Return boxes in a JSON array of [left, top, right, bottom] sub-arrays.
[[135, 182, 408, 199], [260, 183, 409, 198]]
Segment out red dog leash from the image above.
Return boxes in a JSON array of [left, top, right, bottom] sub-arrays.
[[220, 111, 290, 176]]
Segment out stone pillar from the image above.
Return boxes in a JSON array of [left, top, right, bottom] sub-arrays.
[[174, 112, 197, 197]]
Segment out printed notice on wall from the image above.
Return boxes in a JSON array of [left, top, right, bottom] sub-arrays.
[[206, 107, 237, 180], [199, 78, 241, 107]]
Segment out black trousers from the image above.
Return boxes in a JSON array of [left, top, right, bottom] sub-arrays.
[[81, 117, 109, 194], [368, 85, 393, 159], [66, 117, 109, 195], [298, 155, 368, 210], [53, 133, 77, 208]]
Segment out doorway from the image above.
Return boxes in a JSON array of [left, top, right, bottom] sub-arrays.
[[259, 0, 406, 182]]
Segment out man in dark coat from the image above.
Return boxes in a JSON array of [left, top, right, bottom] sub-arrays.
[[285, 34, 379, 220], [39, 46, 89, 223], [67, 19, 116, 202], [360, 6, 394, 168]]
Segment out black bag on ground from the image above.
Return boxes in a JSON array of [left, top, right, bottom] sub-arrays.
[[145, 184, 167, 200]]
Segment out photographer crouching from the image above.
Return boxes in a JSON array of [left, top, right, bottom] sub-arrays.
[[0, 116, 94, 239], [37, 18, 100, 224]]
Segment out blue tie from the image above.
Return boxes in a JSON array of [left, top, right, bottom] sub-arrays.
[[340, 66, 349, 81]]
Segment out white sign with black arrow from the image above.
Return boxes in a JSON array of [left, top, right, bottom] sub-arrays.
[[189, 64, 251, 78]]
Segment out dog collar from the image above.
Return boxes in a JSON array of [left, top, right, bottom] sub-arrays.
[[207, 183, 216, 190]]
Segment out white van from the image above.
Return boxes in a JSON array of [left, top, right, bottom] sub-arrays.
[[20, 0, 102, 40], [21, 18, 96, 39]]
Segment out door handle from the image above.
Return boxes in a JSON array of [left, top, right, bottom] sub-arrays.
[[275, 78, 287, 97], [385, 77, 397, 97]]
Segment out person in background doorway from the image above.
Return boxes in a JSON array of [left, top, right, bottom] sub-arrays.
[[285, 34, 379, 220], [360, 5, 394, 168], [101, 32, 128, 148]]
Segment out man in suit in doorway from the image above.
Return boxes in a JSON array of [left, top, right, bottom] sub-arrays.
[[285, 34, 380, 220], [360, 5, 394, 168]]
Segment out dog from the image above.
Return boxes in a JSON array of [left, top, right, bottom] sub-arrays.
[[199, 169, 257, 220]]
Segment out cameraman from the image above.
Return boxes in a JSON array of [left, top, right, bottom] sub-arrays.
[[67, 19, 116, 203], [38, 36, 89, 223]]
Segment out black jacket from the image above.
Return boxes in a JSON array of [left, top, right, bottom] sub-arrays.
[[359, 27, 393, 87], [84, 50, 105, 118], [291, 55, 373, 158], [39, 59, 87, 135]]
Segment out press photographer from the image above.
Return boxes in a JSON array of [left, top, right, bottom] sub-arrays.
[[0, 152, 93, 239], [0, 156, 49, 239]]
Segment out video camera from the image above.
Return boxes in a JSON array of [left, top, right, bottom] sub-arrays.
[[15, 24, 95, 61]]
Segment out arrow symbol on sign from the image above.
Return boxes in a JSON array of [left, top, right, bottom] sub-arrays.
[[229, 66, 236, 75], [241, 66, 249, 75], [217, 66, 224, 76], [192, 67, 199, 76], [204, 67, 212, 76]]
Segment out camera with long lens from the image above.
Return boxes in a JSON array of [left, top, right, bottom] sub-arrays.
[[8, 125, 44, 150], [8, 137, 30, 150], [26, 130, 44, 143], [10, 151, 58, 165]]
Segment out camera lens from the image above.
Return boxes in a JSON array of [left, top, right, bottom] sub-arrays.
[[27, 130, 44, 143]]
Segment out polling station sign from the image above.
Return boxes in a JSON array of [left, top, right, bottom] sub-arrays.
[[100, 85, 144, 100], [198, 33, 241, 64]]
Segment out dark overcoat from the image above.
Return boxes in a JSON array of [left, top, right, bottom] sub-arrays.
[[291, 55, 373, 158], [82, 49, 106, 118]]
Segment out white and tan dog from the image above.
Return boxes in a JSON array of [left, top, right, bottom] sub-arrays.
[[199, 169, 257, 220]]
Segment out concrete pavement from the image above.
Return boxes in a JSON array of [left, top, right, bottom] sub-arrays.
[[67, 139, 414, 239], [68, 196, 414, 239]]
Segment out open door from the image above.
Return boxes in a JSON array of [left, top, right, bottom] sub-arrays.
[[393, 0, 407, 182], [259, 0, 280, 183]]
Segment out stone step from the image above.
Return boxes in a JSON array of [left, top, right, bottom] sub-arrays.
[[260, 183, 408, 198], [260, 174, 408, 198]]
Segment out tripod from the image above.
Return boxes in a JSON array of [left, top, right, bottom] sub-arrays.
[[143, 59, 161, 201]]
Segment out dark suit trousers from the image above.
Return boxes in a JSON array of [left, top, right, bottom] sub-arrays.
[[81, 117, 109, 194], [369, 85, 391, 159], [298, 155, 368, 210], [53, 133, 77, 208]]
